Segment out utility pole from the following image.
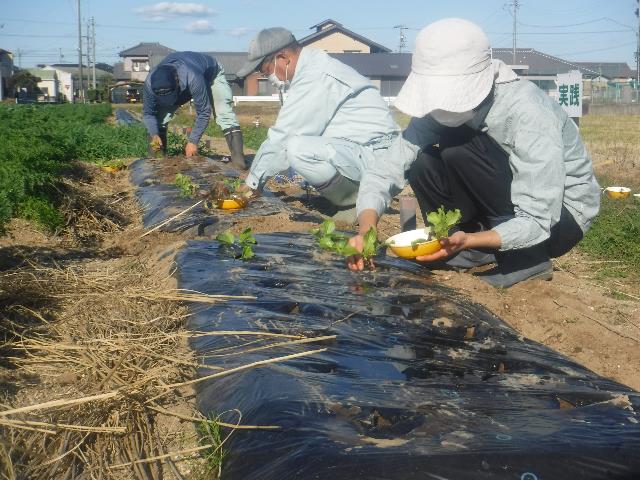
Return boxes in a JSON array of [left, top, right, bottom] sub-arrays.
[[636, 0, 640, 101], [91, 17, 96, 90], [393, 25, 407, 53], [16, 48, 22, 68], [77, 0, 84, 103], [512, 0, 520, 66], [59, 48, 64, 64]]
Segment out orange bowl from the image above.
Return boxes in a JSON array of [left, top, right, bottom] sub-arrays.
[[604, 186, 631, 199], [385, 228, 442, 259], [217, 197, 247, 210]]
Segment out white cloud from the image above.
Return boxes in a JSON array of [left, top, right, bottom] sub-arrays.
[[185, 19, 215, 34], [228, 27, 250, 37], [135, 2, 215, 22]]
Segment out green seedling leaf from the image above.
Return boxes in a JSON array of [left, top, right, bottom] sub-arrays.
[[320, 219, 336, 236], [318, 236, 335, 250], [174, 173, 198, 198], [362, 227, 381, 259], [215, 230, 235, 245], [339, 245, 360, 256], [238, 227, 257, 244], [240, 244, 255, 260], [427, 206, 462, 239]]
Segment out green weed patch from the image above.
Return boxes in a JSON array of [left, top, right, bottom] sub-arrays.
[[0, 103, 147, 231]]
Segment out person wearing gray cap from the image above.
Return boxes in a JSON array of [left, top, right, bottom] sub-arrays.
[[348, 18, 600, 288], [236, 27, 400, 220], [143, 51, 247, 169]]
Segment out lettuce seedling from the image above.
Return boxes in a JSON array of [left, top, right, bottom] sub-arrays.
[[174, 173, 198, 198], [216, 228, 256, 260], [311, 220, 382, 262], [426, 206, 462, 239]]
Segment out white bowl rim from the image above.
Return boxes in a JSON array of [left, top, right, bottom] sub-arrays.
[[604, 186, 631, 193], [386, 228, 435, 247]]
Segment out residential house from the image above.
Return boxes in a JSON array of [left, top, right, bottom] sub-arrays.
[[26, 68, 59, 102], [0, 48, 14, 100], [41, 64, 113, 102], [117, 42, 175, 83]]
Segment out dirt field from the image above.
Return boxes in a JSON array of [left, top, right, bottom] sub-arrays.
[[1, 111, 638, 477]]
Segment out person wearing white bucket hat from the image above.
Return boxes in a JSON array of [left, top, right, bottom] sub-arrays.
[[348, 18, 600, 288], [235, 27, 400, 221]]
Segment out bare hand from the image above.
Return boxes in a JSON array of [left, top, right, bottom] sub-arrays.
[[185, 142, 198, 157], [149, 135, 163, 152], [415, 230, 467, 262], [236, 183, 258, 200], [347, 234, 368, 271]]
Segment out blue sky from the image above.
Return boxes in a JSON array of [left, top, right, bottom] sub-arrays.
[[1, 0, 637, 69]]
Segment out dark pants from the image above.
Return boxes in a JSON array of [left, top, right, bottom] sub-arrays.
[[407, 126, 583, 258]]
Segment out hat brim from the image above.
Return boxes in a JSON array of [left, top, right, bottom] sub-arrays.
[[154, 90, 178, 107], [236, 57, 264, 79], [394, 63, 495, 117]]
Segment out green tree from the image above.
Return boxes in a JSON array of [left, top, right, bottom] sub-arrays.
[[7, 70, 42, 96]]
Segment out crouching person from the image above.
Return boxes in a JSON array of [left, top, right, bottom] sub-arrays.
[[235, 28, 400, 221], [349, 18, 600, 288], [143, 51, 247, 168]]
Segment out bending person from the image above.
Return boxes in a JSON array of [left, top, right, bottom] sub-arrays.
[[349, 18, 600, 288], [143, 51, 246, 168], [235, 28, 400, 220]]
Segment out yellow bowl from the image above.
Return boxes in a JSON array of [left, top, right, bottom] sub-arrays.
[[217, 198, 247, 210], [604, 186, 631, 199], [385, 228, 442, 259]]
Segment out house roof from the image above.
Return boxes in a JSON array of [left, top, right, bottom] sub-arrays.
[[203, 52, 249, 78], [573, 62, 635, 79], [298, 21, 391, 53], [330, 52, 411, 77], [119, 42, 175, 58], [27, 68, 56, 81], [309, 19, 343, 31], [44, 64, 113, 79], [490, 48, 629, 79]]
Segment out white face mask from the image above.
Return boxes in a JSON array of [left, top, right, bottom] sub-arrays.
[[430, 109, 476, 127], [268, 57, 290, 91]]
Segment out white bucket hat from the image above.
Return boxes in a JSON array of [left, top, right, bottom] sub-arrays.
[[395, 18, 495, 117]]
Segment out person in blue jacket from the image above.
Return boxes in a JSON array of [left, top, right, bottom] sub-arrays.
[[143, 51, 246, 169]]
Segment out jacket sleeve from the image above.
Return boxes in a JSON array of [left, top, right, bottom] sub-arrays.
[[245, 71, 351, 189], [356, 115, 440, 217], [186, 68, 213, 145], [142, 81, 159, 137], [492, 106, 566, 250]]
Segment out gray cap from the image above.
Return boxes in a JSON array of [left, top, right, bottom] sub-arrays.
[[236, 27, 297, 78]]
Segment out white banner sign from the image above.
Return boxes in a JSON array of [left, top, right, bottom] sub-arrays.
[[556, 70, 583, 117]]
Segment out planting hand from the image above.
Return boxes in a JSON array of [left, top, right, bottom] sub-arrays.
[[236, 183, 259, 201], [185, 142, 198, 157], [415, 231, 467, 262], [346, 234, 365, 271], [149, 135, 163, 153], [415, 230, 502, 262]]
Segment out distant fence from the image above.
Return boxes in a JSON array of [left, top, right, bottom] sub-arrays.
[[584, 103, 640, 115]]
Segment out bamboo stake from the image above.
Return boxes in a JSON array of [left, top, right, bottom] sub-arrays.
[[0, 391, 119, 417], [161, 348, 327, 390], [139, 200, 203, 238]]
